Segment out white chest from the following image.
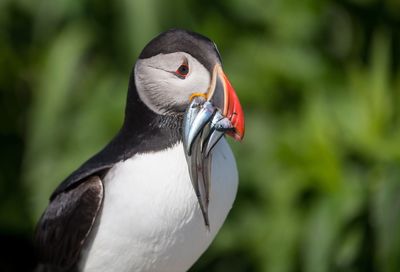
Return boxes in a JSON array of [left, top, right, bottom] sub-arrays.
[[79, 139, 238, 272]]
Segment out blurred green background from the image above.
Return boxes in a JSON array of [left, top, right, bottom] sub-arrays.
[[1, 0, 400, 271]]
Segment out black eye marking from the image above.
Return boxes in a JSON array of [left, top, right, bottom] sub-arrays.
[[175, 61, 189, 79]]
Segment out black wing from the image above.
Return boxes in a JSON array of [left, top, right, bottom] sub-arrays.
[[35, 176, 103, 270]]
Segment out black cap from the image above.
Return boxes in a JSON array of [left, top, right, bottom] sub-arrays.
[[139, 29, 222, 71]]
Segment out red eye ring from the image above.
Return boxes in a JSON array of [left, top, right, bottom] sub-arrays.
[[175, 64, 189, 78]]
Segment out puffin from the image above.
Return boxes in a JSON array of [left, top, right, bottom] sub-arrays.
[[35, 29, 245, 272]]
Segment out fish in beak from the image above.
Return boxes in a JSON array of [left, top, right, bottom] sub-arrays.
[[183, 64, 245, 228]]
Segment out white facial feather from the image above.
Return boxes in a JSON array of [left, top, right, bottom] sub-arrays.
[[135, 52, 211, 115]]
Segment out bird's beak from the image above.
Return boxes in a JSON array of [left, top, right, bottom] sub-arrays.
[[206, 64, 245, 140]]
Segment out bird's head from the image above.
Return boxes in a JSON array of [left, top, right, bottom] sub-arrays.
[[133, 29, 244, 141]]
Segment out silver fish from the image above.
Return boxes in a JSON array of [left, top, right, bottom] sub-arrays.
[[183, 98, 233, 228], [183, 96, 205, 154], [185, 101, 215, 156]]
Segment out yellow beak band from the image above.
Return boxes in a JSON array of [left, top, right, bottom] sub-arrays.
[[189, 92, 207, 101]]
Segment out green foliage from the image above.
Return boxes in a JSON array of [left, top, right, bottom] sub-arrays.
[[1, 0, 399, 271]]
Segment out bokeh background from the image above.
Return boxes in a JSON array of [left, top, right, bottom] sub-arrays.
[[1, 0, 400, 271]]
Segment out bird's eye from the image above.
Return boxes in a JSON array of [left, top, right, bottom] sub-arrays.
[[175, 64, 189, 78]]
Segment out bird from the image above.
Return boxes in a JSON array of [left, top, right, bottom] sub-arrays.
[[34, 28, 245, 272]]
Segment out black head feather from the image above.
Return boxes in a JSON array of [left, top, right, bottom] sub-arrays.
[[139, 29, 221, 71]]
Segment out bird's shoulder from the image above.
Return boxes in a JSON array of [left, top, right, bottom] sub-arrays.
[[35, 175, 103, 269]]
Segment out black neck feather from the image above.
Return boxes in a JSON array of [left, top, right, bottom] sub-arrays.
[[119, 71, 183, 157]]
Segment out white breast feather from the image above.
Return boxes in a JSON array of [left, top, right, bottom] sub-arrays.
[[79, 138, 238, 272]]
